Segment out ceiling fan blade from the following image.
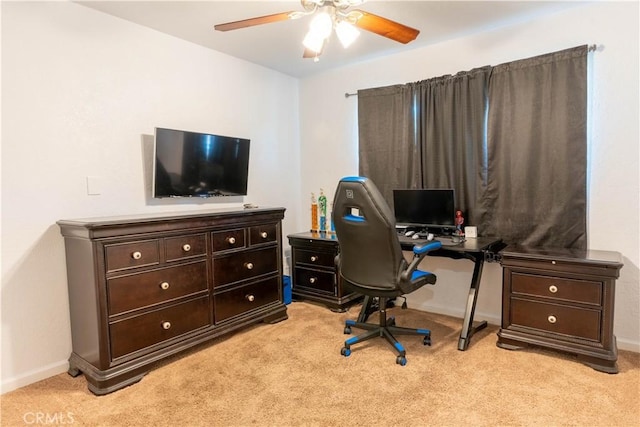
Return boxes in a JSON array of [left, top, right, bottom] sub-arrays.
[[214, 12, 294, 32], [353, 10, 419, 44]]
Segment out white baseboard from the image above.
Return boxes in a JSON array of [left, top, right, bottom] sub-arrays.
[[409, 302, 501, 327], [617, 337, 640, 353], [1, 360, 68, 395]]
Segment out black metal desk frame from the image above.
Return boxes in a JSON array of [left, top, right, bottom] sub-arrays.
[[359, 235, 505, 351]]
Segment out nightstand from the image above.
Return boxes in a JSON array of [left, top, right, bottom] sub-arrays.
[[498, 246, 623, 373], [287, 232, 362, 311]]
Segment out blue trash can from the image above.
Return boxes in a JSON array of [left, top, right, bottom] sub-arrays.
[[283, 275, 292, 305]]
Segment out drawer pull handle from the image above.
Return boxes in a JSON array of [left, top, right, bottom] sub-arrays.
[[309, 277, 317, 284], [182, 243, 191, 252], [161, 321, 172, 330], [549, 285, 558, 293], [547, 315, 557, 324], [245, 262, 254, 270], [310, 256, 318, 262], [260, 231, 268, 239], [246, 294, 255, 302], [132, 251, 142, 260], [160, 282, 170, 290], [227, 237, 236, 245]]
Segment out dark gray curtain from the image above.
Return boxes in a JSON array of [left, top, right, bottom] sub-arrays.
[[417, 67, 491, 225], [479, 45, 588, 248], [357, 84, 418, 203]]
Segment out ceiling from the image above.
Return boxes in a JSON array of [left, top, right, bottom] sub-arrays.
[[77, 1, 581, 78]]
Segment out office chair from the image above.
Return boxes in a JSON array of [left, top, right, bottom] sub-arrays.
[[332, 176, 442, 366]]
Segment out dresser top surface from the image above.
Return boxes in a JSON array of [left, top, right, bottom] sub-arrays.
[[502, 245, 623, 267], [58, 207, 285, 228]]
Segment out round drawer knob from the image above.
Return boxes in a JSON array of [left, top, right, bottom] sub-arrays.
[[246, 294, 255, 302], [549, 285, 558, 293], [161, 321, 172, 330], [310, 256, 318, 262], [182, 243, 191, 252], [547, 315, 557, 324], [310, 277, 317, 284], [132, 251, 142, 260], [245, 262, 254, 270], [160, 282, 170, 290], [260, 231, 268, 239], [227, 237, 236, 245]]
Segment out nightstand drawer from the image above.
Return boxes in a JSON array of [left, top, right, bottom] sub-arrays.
[[294, 267, 335, 294], [510, 298, 601, 342], [249, 224, 277, 246], [212, 229, 246, 253], [295, 248, 335, 268], [105, 240, 160, 272], [213, 247, 278, 286], [165, 234, 206, 261], [109, 296, 210, 359], [214, 277, 279, 322], [108, 261, 208, 316], [512, 272, 602, 306]]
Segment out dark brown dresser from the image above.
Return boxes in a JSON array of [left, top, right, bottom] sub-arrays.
[[498, 246, 623, 373], [58, 208, 287, 395], [287, 231, 362, 311]]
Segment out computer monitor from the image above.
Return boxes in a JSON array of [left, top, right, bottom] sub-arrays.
[[393, 189, 456, 230]]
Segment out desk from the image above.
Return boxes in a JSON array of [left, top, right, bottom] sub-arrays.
[[393, 234, 504, 350], [289, 231, 504, 351]]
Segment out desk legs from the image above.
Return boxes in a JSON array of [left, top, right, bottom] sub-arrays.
[[356, 255, 488, 351], [457, 256, 487, 351]]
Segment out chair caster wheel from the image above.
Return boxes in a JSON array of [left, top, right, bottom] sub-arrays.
[[396, 356, 407, 366], [423, 337, 431, 346], [341, 347, 351, 357], [344, 326, 352, 334], [386, 316, 396, 327]]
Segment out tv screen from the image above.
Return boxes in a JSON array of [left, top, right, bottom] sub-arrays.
[[153, 128, 250, 198], [393, 189, 455, 229]]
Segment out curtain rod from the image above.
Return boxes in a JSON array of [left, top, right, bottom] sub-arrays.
[[345, 44, 598, 99]]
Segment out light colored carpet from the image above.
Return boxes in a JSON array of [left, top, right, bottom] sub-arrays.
[[2, 302, 639, 426]]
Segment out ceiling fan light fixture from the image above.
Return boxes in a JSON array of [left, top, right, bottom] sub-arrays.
[[303, 30, 325, 53], [309, 11, 333, 39], [335, 20, 360, 48]]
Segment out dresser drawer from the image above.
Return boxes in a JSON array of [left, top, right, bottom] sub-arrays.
[[213, 247, 278, 286], [108, 261, 208, 316], [249, 224, 277, 246], [294, 267, 335, 294], [510, 298, 601, 342], [212, 229, 246, 253], [109, 296, 210, 359], [105, 240, 160, 272], [511, 272, 602, 306], [214, 277, 279, 322], [295, 248, 335, 268], [165, 234, 206, 261]]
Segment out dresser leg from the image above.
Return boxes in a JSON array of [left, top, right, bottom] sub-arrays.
[[578, 355, 619, 374], [496, 335, 528, 351]]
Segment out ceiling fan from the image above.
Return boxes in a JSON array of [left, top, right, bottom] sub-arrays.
[[214, 0, 420, 61]]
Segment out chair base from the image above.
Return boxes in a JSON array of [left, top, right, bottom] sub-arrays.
[[340, 298, 431, 366]]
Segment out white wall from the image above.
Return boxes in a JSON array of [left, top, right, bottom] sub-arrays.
[[299, 2, 639, 350], [1, 2, 301, 392]]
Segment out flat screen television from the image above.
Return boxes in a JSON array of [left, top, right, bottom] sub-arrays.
[[392, 189, 456, 229], [153, 127, 250, 198]]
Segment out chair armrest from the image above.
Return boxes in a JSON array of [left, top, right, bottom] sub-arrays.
[[413, 241, 442, 255], [400, 241, 442, 282]]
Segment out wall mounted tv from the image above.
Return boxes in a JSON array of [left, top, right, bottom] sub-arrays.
[[153, 128, 250, 198]]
